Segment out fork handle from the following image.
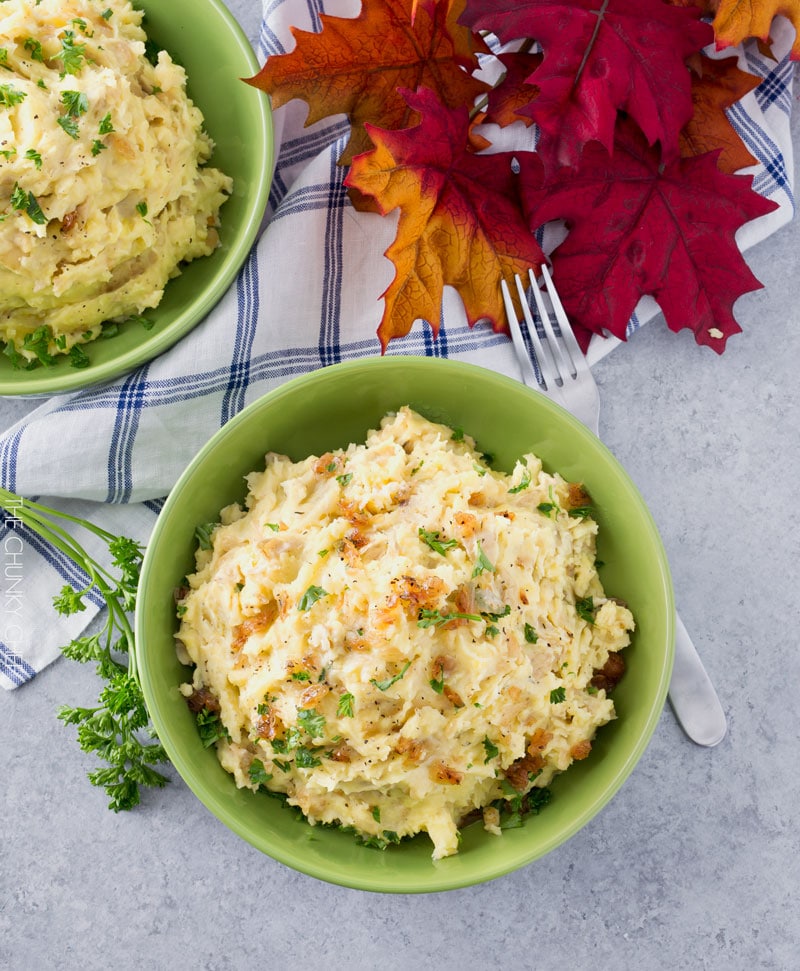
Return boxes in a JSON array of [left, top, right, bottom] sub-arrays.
[[668, 612, 727, 747]]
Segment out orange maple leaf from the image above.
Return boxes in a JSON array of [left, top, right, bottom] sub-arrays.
[[344, 88, 545, 350], [713, 0, 800, 58], [247, 0, 490, 166], [680, 54, 761, 172]]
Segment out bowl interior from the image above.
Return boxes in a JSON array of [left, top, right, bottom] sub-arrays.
[[0, 0, 273, 396], [137, 357, 674, 893]]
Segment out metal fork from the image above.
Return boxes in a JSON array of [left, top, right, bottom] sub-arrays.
[[502, 267, 727, 748]]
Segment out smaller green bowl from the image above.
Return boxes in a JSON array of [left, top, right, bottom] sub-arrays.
[[137, 357, 674, 893], [0, 0, 273, 397]]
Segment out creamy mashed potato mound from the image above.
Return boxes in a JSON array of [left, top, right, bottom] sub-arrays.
[[177, 408, 634, 859], [0, 0, 232, 362]]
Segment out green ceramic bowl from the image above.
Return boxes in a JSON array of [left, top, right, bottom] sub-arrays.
[[0, 0, 272, 397], [137, 357, 674, 893]]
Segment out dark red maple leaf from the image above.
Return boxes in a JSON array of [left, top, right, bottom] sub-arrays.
[[460, 0, 714, 171], [483, 51, 543, 128], [519, 116, 778, 352]]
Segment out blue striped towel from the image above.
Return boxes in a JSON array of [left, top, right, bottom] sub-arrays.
[[0, 0, 796, 688]]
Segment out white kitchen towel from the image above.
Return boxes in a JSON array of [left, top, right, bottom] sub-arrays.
[[0, 1, 796, 687]]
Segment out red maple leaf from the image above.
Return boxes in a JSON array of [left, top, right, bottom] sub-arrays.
[[519, 116, 778, 352], [460, 0, 714, 170], [483, 51, 543, 128], [344, 88, 545, 349]]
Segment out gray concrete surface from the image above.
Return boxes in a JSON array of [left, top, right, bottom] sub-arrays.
[[2, 2, 799, 969]]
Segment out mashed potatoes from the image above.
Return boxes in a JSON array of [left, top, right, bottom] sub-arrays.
[[0, 0, 231, 364], [176, 408, 634, 859]]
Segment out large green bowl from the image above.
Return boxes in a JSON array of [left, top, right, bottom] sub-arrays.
[[0, 0, 272, 396], [137, 357, 674, 893]]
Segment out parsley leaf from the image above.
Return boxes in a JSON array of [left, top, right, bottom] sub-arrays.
[[0, 489, 168, 812], [298, 585, 328, 611], [248, 758, 272, 787], [23, 37, 44, 61], [576, 597, 596, 624], [24, 148, 42, 169], [524, 623, 539, 644], [297, 708, 326, 739], [417, 607, 482, 628], [193, 521, 217, 550], [0, 82, 26, 107], [418, 527, 458, 556], [549, 686, 566, 704], [337, 692, 354, 718], [98, 111, 114, 134], [294, 747, 322, 769], [61, 89, 88, 117], [195, 708, 230, 747], [482, 736, 499, 763], [370, 661, 411, 691], [57, 114, 80, 139], [53, 30, 87, 77], [471, 541, 496, 578]]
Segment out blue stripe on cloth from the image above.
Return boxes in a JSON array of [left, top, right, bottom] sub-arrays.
[[221, 248, 260, 425], [143, 497, 165, 515], [0, 642, 37, 687], [305, 0, 324, 32], [272, 181, 350, 221], [105, 364, 150, 503], [318, 139, 348, 366], [745, 51, 795, 115], [0, 509, 103, 610], [727, 101, 792, 203], [0, 422, 23, 492]]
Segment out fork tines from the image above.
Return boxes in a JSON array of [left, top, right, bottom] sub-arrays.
[[501, 265, 583, 392]]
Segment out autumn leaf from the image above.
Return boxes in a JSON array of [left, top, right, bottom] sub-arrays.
[[483, 52, 543, 129], [681, 54, 761, 172], [520, 116, 778, 353], [344, 88, 545, 349], [712, 0, 800, 59], [460, 0, 714, 171], [247, 0, 490, 166]]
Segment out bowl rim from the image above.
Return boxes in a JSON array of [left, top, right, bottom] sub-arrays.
[[0, 0, 273, 397], [137, 356, 675, 892]]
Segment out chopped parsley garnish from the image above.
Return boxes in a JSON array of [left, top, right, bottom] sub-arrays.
[[418, 527, 458, 556], [193, 522, 217, 550], [451, 427, 465, 442], [21, 326, 55, 366], [248, 758, 271, 787], [417, 608, 482, 629], [485, 624, 500, 637], [509, 460, 531, 493], [568, 506, 593, 519], [61, 90, 89, 117], [13, 184, 47, 224], [471, 541, 495, 578], [0, 147, 16, 160], [57, 115, 80, 139], [370, 661, 411, 691], [24, 38, 44, 63], [24, 149, 42, 169], [91, 139, 107, 157], [524, 623, 539, 644], [296, 708, 326, 738], [371, 805, 381, 822], [195, 708, 230, 747], [98, 112, 114, 134], [298, 585, 329, 611], [336, 472, 352, 486], [290, 670, 311, 682], [265, 522, 280, 532], [482, 736, 499, 763], [136, 200, 148, 218], [537, 501, 557, 517], [101, 8, 113, 19], [549, 686, 566, 704], [294, 747, 322, 769], [576, 596, 596, 624], [68, 344, 91, 369], [337, 692, 354, 718], [0, 83, 26, 107], [54, 30, 87, 77], [354, 829, 402, 850], [429, 670, 445, 694]]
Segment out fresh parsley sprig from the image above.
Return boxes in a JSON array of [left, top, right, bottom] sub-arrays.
[[0, 488, 169, 811]]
